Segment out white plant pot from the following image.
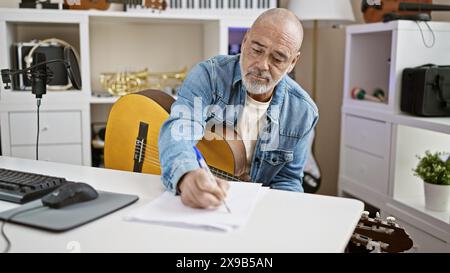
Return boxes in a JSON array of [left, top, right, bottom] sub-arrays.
[[423, 182, 450, 212]]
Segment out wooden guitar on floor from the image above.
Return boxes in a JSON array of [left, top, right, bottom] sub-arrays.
[[104, 89, 248, 181]]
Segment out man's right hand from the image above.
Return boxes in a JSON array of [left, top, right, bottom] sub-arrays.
[[178, 169, 229, 209]]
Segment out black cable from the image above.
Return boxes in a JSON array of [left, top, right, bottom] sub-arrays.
[[36, 98, 41, 160], [1, 205, 45, 253], [415, 21, 436, 48], [8, 59, 66, 77]]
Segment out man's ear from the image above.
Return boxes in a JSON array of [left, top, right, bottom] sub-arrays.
[[241, 32, 249, 52], [288, 51, 301, 73]]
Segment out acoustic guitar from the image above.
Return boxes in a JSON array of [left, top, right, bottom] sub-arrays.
[[104, 89, 248, 181], [362, 0, 450, 23], [64, 0, 167, 11], [349, 211, 414, 253]]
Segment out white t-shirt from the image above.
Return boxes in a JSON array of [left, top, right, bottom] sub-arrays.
[[236, 93, 272, 175]]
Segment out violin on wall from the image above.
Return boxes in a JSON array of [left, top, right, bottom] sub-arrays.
[[361, 0, 450, 23]]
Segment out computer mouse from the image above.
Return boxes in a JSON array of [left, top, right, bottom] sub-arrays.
[[41, 182, 98, 209]]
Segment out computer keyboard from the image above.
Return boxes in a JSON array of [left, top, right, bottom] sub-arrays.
[[0, 168, 68, 204]]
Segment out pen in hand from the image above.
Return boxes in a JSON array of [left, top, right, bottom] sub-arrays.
[[193, 146, 232, 213]]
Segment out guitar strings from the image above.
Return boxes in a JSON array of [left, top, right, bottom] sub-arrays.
[[139, 155, 241, 182], [138, 153, 242, 182], [134, 141, 243, 181]]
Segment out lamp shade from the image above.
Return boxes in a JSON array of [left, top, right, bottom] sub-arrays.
[[288, 0, 355, 23]]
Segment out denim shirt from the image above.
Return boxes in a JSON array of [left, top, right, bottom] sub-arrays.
[[158, 54, 318, 193]]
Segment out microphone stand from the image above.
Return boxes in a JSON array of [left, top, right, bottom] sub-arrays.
[[1, 53, 71, 160]]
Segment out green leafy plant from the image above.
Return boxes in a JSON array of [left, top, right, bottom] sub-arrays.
[[413, 151, 450, 185]]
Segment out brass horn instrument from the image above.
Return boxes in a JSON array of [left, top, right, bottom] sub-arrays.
[[147, 67, 188, 90], [100, 69, 150, 96], [100, 67, 188, 96]]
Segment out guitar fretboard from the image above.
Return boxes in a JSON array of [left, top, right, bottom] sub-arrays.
[[209, 166, 242, 182]]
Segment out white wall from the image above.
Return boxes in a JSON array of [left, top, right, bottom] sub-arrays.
[[89, 21, 203, 92], [0, 0, 19, 8]]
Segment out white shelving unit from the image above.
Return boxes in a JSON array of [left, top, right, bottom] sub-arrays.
[[0, 9, 92, 165], [339, 20, 450, 252], [0, 8, 254, 166]]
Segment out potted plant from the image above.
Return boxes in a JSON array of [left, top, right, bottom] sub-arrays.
[[413, 151, 450, 212]]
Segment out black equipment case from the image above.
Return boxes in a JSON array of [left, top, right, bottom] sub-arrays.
[[401, 64, 450, 117]]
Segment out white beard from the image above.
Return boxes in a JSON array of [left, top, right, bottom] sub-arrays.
[[242, 76, 271, 94], [239, 57, 284, 95]]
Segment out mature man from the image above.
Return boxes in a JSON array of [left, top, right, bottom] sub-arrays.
[[158, 8, 318, 209]]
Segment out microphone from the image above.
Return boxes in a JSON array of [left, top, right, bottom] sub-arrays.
[[0, 45, 82, 94], [31, 52, 47, 99]]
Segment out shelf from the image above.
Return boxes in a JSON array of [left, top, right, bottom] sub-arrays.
[[344, 20, 450, 114], [342, 105, 450, 135], [393, 194, 450, 225], [88, 10, 220, 23], [0, 90, 89, 107], [346, 21, 398, 34], [341, 21, 450, 248], [0, 8, 259, 24], [343, 99, 389, 110], [394, 113, 450, 135], [392, 124, 450, 228], [386, 199, 450, 244], [0, 8, 254, 99], [0, 8, 88, 23], [90, 95, 120, 104], [347, 20, 450, 34], [0, 7, 253, 169], [343, 28, 392, 109]]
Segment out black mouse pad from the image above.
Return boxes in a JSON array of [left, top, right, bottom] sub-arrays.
[[0, 191, 139, 232]]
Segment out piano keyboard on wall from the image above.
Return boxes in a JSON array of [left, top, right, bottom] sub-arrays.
[[126, 0, 278, 16]]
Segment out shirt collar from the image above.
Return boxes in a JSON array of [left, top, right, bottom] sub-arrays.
[[266, 78, 286, 121], [232, 54, 242, 88]]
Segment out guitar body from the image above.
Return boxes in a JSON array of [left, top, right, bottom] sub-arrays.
[[104, 90, 247, 180], [65, 0, 110, 10]]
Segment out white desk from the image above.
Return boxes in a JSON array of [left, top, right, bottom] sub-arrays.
[[0, 156, 363, 253]]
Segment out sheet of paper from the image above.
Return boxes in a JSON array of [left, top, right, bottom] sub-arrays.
[[125, 182, 266, 232]]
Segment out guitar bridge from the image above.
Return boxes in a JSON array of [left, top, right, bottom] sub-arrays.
[[133, 122, 149, 173], [134, 139, 145, 163]]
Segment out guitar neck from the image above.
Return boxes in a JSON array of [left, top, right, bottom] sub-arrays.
[[209, 166, 242, 182], [399, 3, 450, 11]]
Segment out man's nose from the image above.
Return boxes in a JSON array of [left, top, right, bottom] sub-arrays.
[[254, 56, 269, 72]]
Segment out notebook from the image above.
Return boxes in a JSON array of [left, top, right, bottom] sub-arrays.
[[125, 182, 266, 232]]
